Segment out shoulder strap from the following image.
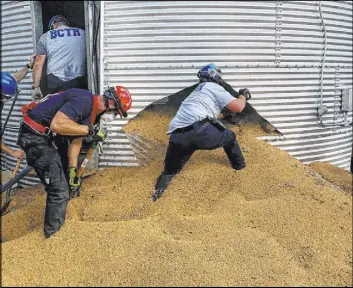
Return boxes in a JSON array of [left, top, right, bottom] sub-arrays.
[[90, 94, 105, 124], [21, 92, 62, 116]]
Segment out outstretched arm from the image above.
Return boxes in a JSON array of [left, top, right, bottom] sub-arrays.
[[226, 95, 247, 113], [32, 55, 46, 89], [1, 143, 24, 159], [12, 66, 30, 83], [12, 54, 36, 83], [68, 137, 83, 168]]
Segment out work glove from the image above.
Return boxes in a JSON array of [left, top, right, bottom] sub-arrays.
[[32, 87, 43, 100], [69, 167, 82, 199], [85, 124, 107, 143], [238, 88, 251, 101]]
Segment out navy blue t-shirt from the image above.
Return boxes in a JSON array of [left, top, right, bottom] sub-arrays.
[[29, 88, 93, 127]]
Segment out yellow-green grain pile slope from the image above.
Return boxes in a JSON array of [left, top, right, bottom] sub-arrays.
[[1, 110, 352, 287]]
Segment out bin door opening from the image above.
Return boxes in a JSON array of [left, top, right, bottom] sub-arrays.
[[35, 1, 88, 94], [32, 1, 99, 168]]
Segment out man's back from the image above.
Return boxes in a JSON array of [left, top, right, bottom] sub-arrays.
[[29, 88, 93, 127], [168, 82, 234, 134], [37, 26, 86, 81]]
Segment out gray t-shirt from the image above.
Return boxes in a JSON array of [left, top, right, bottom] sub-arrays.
[[36, 26, 86, 81], [167, 82, 235, 134]]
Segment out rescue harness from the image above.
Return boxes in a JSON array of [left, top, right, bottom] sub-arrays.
[[21, 92, 102, 137], [21, 94, 57, 137]]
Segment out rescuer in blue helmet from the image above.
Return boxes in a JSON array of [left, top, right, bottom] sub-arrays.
[[152, 63, 252, 201], [1, 55, 35, 159]]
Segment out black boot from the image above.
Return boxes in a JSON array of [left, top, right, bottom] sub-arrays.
[[152, 173, 175, 201]]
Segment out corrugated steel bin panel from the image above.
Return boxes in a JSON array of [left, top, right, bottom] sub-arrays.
[[101, 0, 352, 171], [1, 0, 40, 187]]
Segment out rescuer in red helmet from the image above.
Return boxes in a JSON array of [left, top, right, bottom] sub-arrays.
[[17, 86, 132, 238]]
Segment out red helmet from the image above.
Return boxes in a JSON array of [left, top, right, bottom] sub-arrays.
[[115, 86, 132, 113], [103, 86, 132, 118]]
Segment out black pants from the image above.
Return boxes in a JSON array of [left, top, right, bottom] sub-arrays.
[[46, 74, 86, 95], [18, 125, 70, 238], [155, 120, 245, 191]]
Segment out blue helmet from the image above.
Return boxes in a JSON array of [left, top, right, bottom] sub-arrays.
[[197, 63, 223, 84], [1, 72, 18, 101], [48, 15, 68, 30]]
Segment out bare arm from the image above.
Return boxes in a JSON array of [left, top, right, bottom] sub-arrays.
[[1, 143, 24, 159], [32, 55, 46, 88], [12, 54, 36, 83], [69, 137, 83, 167], [50, 111, 89, 136], [226, 95, 247, 113], [12, 66, 30, 83]]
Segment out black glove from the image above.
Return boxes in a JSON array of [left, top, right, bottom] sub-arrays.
[[85, 124, 107, 143], [239, 88, 251, 101]]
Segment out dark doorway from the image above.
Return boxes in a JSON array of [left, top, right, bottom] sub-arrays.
[[38, 1, 87, 94], [41, 1, 85, 33]]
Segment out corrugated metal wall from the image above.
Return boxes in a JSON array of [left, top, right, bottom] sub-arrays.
[[101, 0, 352, 170], [258, 1, 353, 170], [1, 1, 352, 184], [1, 0, 40, 186]]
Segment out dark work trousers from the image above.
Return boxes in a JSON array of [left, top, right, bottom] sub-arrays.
[[155, 120, 245, 193], [46, 74, 86, 95], [18, 125, 70, 238], [54, 135, 70, 183]]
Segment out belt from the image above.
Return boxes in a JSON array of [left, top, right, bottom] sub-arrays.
[[172, 118, 209, 134], [23, 115, 53, 136]]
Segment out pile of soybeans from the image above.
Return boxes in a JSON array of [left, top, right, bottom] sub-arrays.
[[1, 110, 352, 287]]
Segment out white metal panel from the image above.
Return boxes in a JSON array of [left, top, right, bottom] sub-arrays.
[[322, 1, 352, 67], [101, 0, 278, 167], [1, 1, 40, 187], [101, 1, 352, 170]]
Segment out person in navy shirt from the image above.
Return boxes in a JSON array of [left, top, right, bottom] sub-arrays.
[[17, 87, 132, 238], [29, 88, 93, 127]]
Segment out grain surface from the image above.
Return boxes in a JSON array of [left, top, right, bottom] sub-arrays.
[[2, 110, 352, 287]]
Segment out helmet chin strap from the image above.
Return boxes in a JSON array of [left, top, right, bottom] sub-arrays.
[[103, 94, 120, 117], [103, 87, 127, 118], [103, 95, 110, 110]]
